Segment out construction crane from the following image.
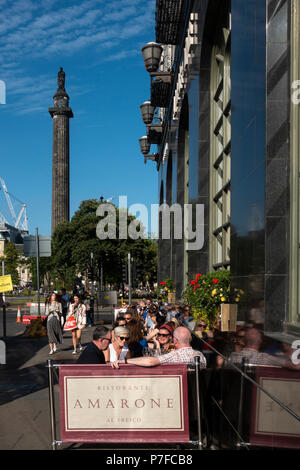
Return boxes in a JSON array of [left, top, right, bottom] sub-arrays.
[[0, 177, 28, 231]]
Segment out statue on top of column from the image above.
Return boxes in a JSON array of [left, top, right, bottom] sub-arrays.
[[58, 67, 65, 90]]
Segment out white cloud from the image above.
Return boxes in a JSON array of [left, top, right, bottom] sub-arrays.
[[0, 0, 155, 114]]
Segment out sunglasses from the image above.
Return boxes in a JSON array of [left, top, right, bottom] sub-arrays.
[[102, 337, 111, 342], [118, 336, 129, 341], [158, 333, 170, 337]]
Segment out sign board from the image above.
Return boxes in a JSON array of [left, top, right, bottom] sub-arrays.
[[0, 275, 13, 293], [114, 307, 127, 321], [59, 364, 189, 443], [97, 291, 117, 306], [23, 235, 51, 257], [250, 366, 300, 448], [22, 315, 46, 325], [26, 303, 45, 315]]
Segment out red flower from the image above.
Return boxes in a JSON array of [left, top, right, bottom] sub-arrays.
[[196, 273, 202, 278], [191, 280, 195, 285], [160, 281, 166, 286], [212, 279, 219, 284]]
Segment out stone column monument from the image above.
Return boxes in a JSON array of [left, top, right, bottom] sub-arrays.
[[49, 67, 73, 234]]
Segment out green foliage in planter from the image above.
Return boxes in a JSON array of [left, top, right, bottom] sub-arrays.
[[158, 277, 175, 300], [182, 271, 243, 327]]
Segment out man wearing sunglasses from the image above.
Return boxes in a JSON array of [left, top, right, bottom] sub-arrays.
[[77, 326, 112, 364], [111, 326, 206, 369]]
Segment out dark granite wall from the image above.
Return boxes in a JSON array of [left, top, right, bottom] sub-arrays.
[[230, 0, 290, 332], [157, 0, 290, 334], [230, 0, 267, 322], [265, 0, 290, 332]]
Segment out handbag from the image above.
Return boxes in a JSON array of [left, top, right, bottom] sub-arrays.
[[63, 314, 77, 331]]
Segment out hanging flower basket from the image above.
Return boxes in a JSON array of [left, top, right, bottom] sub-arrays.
[[158, 278, 175, 301], [182, 271, 243, 329]]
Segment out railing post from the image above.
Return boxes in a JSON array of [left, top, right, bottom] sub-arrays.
[[236, 357, 246, 449], [47, 358, 57, 450], [194, 356, 203, 450]]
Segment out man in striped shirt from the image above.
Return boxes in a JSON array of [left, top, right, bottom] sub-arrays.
[[111, 326, 206, 369]]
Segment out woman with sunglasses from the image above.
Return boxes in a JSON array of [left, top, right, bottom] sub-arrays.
[[144, 323, 174, 356], [104, 326, 131, 363], [156, 324, 175, 354]]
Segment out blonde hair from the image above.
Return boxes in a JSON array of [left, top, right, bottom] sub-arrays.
[[169, 317, 180, 328], [114, 326, 129, 338]]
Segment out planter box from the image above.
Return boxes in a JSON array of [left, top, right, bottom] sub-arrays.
[[220, 303, 237, 332], [168, 292, 176, 304]]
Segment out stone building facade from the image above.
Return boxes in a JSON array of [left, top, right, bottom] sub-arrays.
[[140, 0, 299, 341]]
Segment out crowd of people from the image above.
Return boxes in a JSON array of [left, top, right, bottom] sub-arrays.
[[44, 292, 299, 371]]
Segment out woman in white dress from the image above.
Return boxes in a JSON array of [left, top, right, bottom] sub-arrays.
[[104, 326, 131, 363], [67, 294, 86, 354]]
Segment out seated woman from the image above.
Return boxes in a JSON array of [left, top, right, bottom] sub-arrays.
[[144, 304, 164, 334], [126, 319, 145, 358], [144, 323, 174, 356], [104, 326, 131, 363]]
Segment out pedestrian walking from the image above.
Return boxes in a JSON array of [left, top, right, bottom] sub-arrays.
[[67, 294, 87, 354], [45, 292, 63, 355], [83, 291, 92, 327], [61, 288, 69, 325]]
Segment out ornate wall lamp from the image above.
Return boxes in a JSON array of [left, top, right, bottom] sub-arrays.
[[138, 136, 159, 164]]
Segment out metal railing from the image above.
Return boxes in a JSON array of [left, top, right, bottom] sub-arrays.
[[198, 337, 300, 449], [46, 340, 300, 451]]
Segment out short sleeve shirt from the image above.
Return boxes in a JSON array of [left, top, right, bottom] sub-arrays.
[[228, 348, 285, 367], [157, 347, 206, 368]]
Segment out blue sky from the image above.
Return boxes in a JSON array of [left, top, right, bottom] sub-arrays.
[[0, 0, 158, 236]]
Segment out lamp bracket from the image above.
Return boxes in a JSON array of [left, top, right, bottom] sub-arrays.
[[150, 71, 172, 83], [143, 153, 159, 164]]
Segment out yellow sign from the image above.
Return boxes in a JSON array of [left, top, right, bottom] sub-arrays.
[[0, 275, 13, 293]]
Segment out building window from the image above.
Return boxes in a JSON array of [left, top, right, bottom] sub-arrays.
[[289, 0, 300, 326], [210, 11, 231, 271]]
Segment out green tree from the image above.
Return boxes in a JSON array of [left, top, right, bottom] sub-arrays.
[[29, 256, 53, 290], [1, 241, 20, 285], [51, 198, 157, 289]]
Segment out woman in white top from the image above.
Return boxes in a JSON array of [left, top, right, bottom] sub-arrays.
[[67, 294, 86, 354], [104, 326, 131, 363], [45, 292, 63, 355]]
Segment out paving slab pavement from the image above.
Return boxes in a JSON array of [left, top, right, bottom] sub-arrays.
[[0, 314, 113, 450], [0, 310, 195, 452]]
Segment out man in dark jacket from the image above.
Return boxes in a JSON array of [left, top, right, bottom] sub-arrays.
[[77, 326, 111, 364]]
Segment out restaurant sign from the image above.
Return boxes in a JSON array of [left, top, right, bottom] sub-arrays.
[[59, 364, 190, 443], [250, 366, 300, 448]]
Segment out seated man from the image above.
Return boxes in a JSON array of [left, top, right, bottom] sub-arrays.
[[228, 328, 299, 369], [77, 326, 112, 364], [111, 326, 206, 369]]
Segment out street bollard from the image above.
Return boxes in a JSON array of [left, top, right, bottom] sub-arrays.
[[47, 358, 57, 450], [194, 355, 203, 450]]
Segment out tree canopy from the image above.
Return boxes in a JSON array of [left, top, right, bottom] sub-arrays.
[[50, 199, 157, 290], [1, 241, 21, 285]]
